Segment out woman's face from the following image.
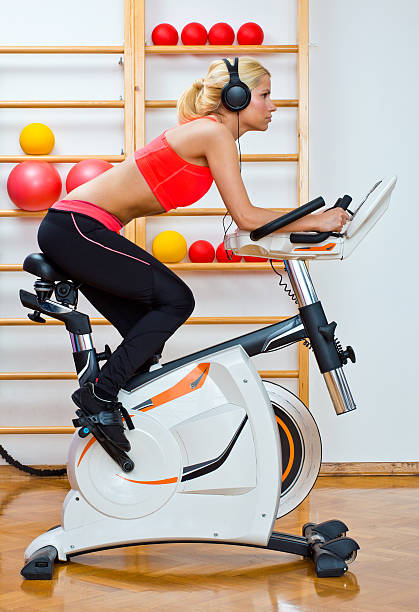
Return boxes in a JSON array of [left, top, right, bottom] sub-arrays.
[[241, 75, 277, 131]]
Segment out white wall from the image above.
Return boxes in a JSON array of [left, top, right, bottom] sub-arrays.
[[309, 0, 419, 460], [0, 0, 416, 465]]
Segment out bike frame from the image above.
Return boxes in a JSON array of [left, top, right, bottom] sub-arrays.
[[20, 259, 356, 416]]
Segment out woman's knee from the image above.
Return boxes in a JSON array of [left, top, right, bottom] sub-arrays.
[[172, 283, 195, 321], [182, 285, 195, 319], [153, 272, 195, 319]]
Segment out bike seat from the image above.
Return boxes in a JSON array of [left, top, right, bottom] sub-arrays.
[[23, 253, 69, 282]]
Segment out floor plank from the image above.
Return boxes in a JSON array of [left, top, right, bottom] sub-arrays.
[[1, 473, 418, 611]]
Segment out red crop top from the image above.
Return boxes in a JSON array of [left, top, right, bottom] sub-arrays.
[[134, 116, 217, 212]]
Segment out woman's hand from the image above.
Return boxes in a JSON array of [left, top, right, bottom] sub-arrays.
[[313, 208, 351, 233]]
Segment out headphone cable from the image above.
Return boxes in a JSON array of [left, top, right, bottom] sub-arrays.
[[222, 111, 241, 256]]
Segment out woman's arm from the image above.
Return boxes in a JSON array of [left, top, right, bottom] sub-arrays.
[[205, 125, 349, 233]]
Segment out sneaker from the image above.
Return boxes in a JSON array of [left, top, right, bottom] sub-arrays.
[[72, 382, 131, 452]]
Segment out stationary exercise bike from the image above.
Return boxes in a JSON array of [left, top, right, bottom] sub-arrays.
[[19, 176, 396, 580]]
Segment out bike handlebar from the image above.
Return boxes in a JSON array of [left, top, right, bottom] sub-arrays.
[[249, 194, 353, 244], [249, 196, 325, 241]]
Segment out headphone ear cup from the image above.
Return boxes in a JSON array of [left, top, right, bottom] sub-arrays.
[[222, 83, 251, 112]]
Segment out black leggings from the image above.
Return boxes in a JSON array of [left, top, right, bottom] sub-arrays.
[[37, 210, 195, 397]]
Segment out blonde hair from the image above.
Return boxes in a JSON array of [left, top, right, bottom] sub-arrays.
[[177, 57, 270, 123]]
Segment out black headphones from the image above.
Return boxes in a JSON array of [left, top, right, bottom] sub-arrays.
[[221, 57, 251, 112]]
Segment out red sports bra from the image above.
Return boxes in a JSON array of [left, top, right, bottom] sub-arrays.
[[134, 116, 217, 212]]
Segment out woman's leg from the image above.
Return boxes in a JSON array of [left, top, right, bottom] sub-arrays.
[[78, 283, 164, 394], [38, 210, 194, 396], [37, 210, 194, 447]]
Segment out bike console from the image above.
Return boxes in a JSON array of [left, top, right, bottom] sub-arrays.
[[225, 176, 397, 260]]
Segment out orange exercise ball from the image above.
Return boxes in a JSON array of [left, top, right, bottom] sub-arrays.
[[19, 123, 55, 155], [7, 161, 62, 211]]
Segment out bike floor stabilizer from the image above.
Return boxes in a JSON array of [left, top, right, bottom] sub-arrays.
[[21, 519, 359, 580]]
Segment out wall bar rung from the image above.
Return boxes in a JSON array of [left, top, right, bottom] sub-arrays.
[[1, 262, 284, 272], [0, 370, 298, 382], [0, 155, 125, 163], [1, 99, 297, 110], [163, 207, 292, 216], [0, 316, 288, 326], [0, 154, 296, 164], [243, 154, 298, 162], [146, 99, 298, 108], [0, 427, 75, 434], [0, 211, 46, 217], [0, 207, 292, 218], [0, 46, 124, 54], [145, 45, 298, 54], [0, 44, 297, 55], [0, 101, 124, 108]]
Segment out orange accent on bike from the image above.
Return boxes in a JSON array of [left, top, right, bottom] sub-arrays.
[[77, 436, 96, 467], [276, 416, 295, 482], [115, 474, 178, 485], [140, 363, 210, 412], [77, 364, 210, 468], [294, 242, 336, 252]]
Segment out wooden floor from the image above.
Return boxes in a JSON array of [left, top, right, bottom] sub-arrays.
[[1, 470, 418, 612]]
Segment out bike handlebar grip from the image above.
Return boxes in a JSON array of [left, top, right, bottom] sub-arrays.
[[249, 196, 325, 241], [334, 194, 352, 210], [289, 231, 331, 244], [289, 194, 354, 244]]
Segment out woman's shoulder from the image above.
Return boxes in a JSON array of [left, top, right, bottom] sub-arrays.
[[179, 115, 226, 131], [168, 115, 230, 142], [185, 115, 232, 139]]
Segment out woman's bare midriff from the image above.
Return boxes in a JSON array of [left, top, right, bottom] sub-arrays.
[[65, 155, 165, 226], [64, 117, 218, 226]]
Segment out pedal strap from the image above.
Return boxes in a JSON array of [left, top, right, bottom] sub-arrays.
[[72, 403, 134, 430], [116, 403, 135, 430], [73, 408, 123, 428]]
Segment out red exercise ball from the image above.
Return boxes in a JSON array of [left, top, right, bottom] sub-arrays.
[[189, 240, 215, 263], [237, 22, 264, 45], [7, 161, 62, 211], [216, 242, 242, 263], [208, 23, 235, 45], [152, 23, 179, 45], [181, 23, 208, 45], [243, 255, 268, 262], [66, 159, 113, 193]]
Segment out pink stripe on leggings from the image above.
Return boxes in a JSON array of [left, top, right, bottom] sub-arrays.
[[71, 213, 150, 266]]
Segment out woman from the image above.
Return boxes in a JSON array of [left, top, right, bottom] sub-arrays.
[[37, 57, 349, 452]]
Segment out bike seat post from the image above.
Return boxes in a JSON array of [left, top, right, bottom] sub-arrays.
[[70, 328, 100, 388]]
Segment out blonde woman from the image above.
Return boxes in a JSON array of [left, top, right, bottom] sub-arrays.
[[37, 56, 349, 451]]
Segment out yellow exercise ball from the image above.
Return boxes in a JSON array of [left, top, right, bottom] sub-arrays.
[[19, 123, 55, 155], [152, 230, 187, 263]]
